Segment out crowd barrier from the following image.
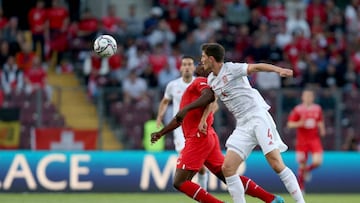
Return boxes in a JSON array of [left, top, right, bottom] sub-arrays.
[[0, 151, 358, 193]]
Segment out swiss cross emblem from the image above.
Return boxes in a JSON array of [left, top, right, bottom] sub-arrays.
[[222, 75, 228, 84]]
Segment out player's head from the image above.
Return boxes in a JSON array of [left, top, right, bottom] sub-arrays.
[[195, 63, 212, 77], [200, 43, 225, 70], [180, 55, 196, 79], [301, 88, 315, 105]]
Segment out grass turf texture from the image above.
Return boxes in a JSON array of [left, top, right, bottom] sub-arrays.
[[0, 193, 359, 203]]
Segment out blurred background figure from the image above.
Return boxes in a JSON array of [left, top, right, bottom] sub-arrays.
[[287, 89, 326, 193]]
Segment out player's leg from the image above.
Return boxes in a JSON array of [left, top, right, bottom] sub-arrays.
[[222, 126, 256, 203], [296, 150, 308, 190], [174, 169, 223, 203], [305, 151, 323, 182], [198, 165, 209, 190], [207, 130, 282, 203], [255, 112, 305, 203]]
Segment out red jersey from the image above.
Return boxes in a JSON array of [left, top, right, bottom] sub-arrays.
[[26, 67, 47, 87], [47, 7, 68, 30], [28, 8, 47, 34], [288, 104, 323, 144], [180, 77, 214, 138]]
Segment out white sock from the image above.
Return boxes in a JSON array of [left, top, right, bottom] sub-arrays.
[[279, 167, 306, 203], [225, 174, 246, 203], [198, 172, 208, 190]]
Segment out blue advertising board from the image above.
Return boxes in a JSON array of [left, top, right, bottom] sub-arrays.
[[0, 151, 358, 193]]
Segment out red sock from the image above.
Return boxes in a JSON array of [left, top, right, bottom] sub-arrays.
[[306, 164, 318, 172], [240, 176, 275, 203], [297, 168, 305, 190], [178, 180, 223, 203]]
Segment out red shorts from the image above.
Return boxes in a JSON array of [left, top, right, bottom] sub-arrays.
[[177, 128, 224, 174], [295, 139, 323, 161]]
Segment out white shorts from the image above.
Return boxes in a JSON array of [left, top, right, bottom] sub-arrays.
[[225, 110, 288, 160], [173, 128, 185, 153]]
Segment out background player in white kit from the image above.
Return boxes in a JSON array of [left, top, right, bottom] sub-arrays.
[[200, 43, 306, 203], [156, 55, 209, 190]]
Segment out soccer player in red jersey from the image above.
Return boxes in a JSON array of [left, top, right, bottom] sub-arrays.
[[151, 65, 284, 203], [287, 88, 326, 192]]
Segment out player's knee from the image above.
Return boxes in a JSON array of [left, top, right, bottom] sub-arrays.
[[267, 155, 285, 173], [221, 162, 236, 176], [173, 180, 184, 190]]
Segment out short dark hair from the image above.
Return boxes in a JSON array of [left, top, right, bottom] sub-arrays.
[[182, 55, 195, 61], [201, 43, 225, 62]]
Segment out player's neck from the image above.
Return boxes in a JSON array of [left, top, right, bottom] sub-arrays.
[[213, 63, 223, 76], [182, 76, 193, 83]]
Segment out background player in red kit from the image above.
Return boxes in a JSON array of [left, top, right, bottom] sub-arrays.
[[151, 65, 284, 203], [287, 88, 326, 192]]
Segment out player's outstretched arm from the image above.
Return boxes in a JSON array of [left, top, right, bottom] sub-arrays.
[[156, 98, 170, 128], [247, 63, 293, 77]]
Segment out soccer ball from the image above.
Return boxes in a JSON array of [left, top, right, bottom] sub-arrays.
[[93, 35, 117, 57]]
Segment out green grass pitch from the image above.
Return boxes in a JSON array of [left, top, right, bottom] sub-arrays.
[[0, 193, 359, 203]]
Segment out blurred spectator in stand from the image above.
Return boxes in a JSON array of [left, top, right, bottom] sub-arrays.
[[0, 7, 8, 32], [1, 56, 24, 96], [225, 0, 250, 26], [126, 38, 149, 75], [193, 19, 214, 44], [143, 6, 163, 36], [247, 8, 265, 35], [167, 44, 182, 71], [264, 0, 286, 33], [146, 19, 175, 49], [158, 62, 180, 91], [24, 56, 52, 101], [275, 24, 292, 49], [2, 17, 22, 56], [101, 4, 125, 43], [179, 31, 201, 60], [286, 9, 311, 39], [122, 70, 149, 105], [0, 40, 10, 68], [165, 8, 182, 38], [306, 0, 326, 26], [76, 8, 99, 51], [344, 62, 359, 91], [342, 127, 360, 151], [140, 65, 158, 89], [15, 42, 36, 74], [285, 0, 306, 20], [124, 4, 143, 38], [301, 60, 323, 88], [28, 0, 48, 63], [148, 43, 168, 75], [47, 0, 70, 69]]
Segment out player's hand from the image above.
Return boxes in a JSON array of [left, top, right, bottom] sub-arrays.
[[151, 132, 163, 144], [279, 68, 293, 77], [198, 121, 207, 134]]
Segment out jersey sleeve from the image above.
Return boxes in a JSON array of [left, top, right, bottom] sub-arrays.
[[227, 62, 249, 77], [288, 107, 300, 122], [163, 82, 173, 100], [195, 77, 211, 92]]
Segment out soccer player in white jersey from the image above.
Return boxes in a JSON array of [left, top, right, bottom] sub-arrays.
[[156, 56, 209, 190], [200, 43, 306, 203]]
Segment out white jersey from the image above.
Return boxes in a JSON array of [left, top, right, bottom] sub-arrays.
[[207, 62, 270, 121], [164, 77, 195, 116]]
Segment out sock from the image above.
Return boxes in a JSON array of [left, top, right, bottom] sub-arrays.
[[240, 175, 275, 203], [178, 180, 223, 203], [278, 167, 305, 203], [198, 172, 209, 190], [225, 174, 246, 203], [297, 168, 305, 190], [306, 164, 318, 172]]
